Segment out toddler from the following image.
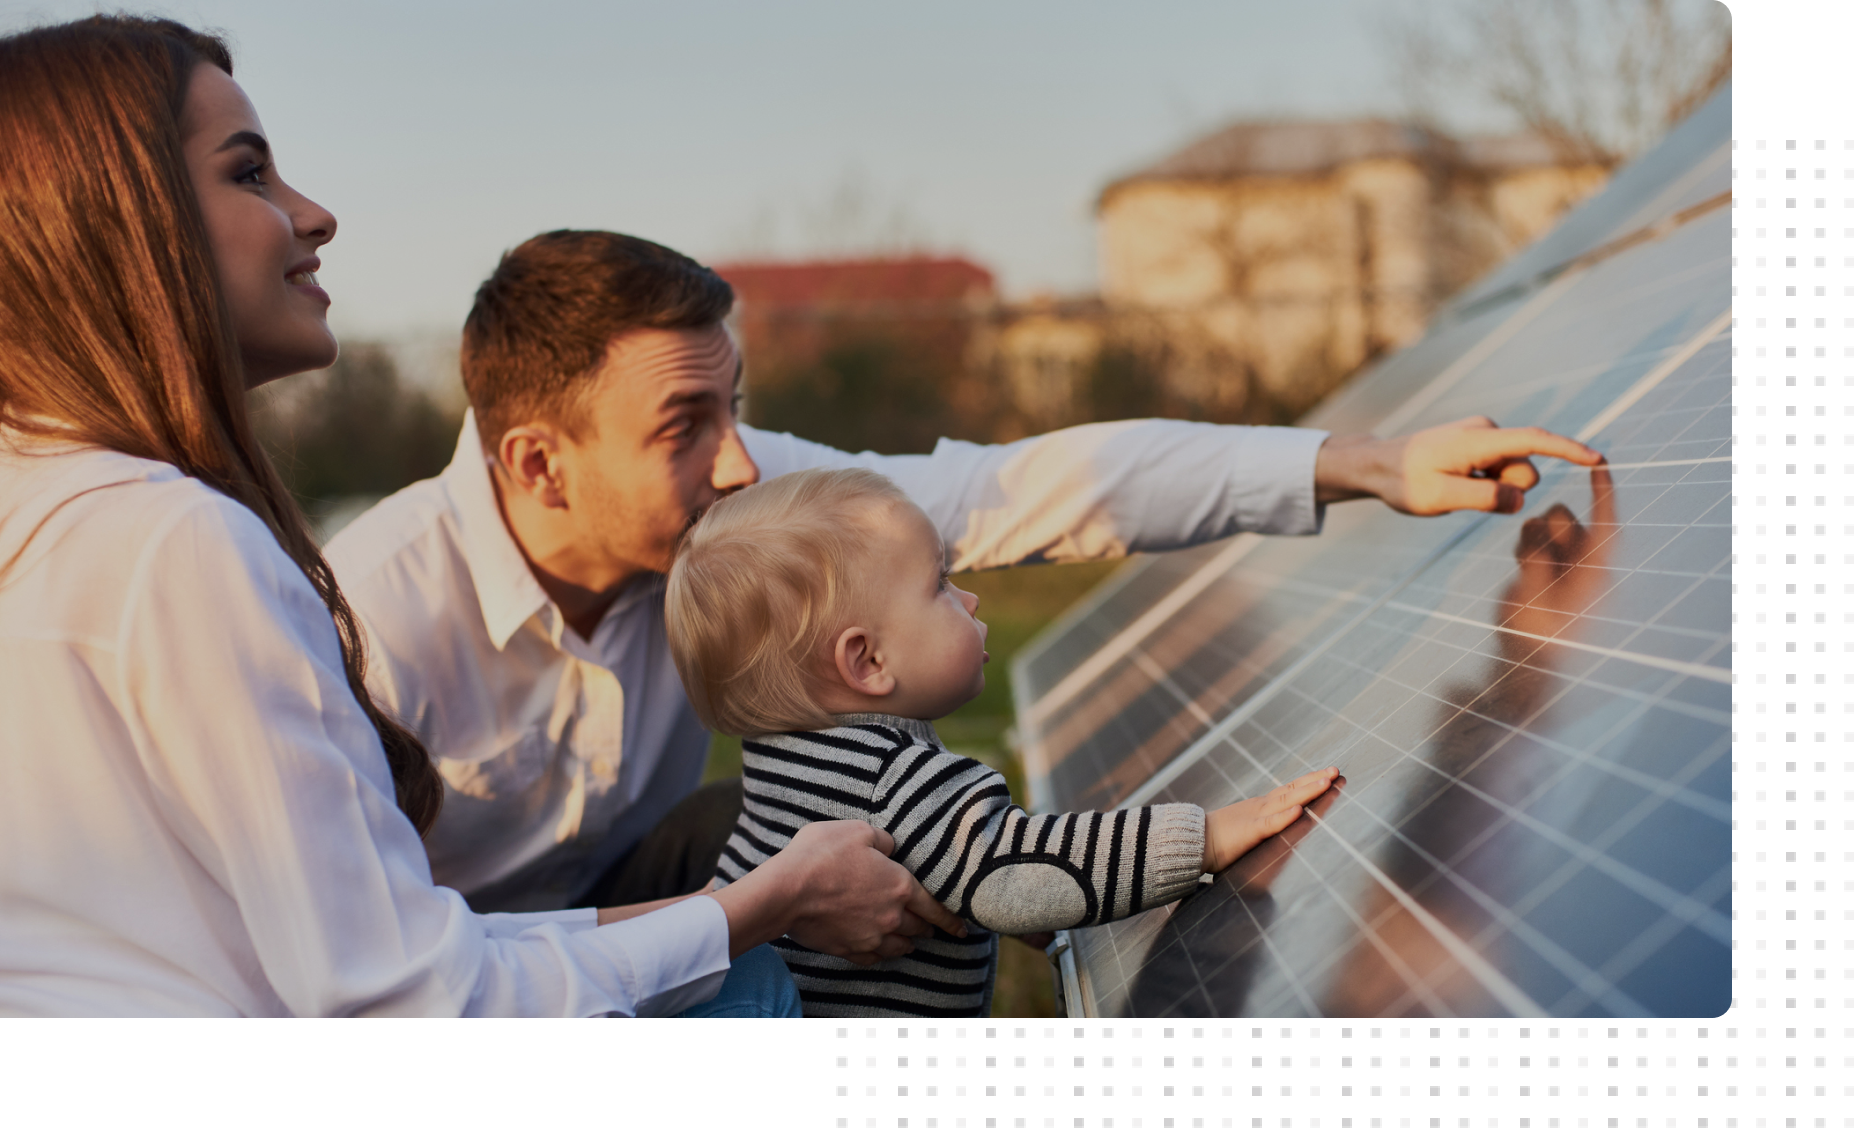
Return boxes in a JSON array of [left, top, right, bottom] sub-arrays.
[[666, 467, 1337, 1017]]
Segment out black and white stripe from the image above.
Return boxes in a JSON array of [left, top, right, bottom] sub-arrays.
[[714, 714, 1205, 1017]]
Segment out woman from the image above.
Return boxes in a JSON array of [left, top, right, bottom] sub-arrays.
[[0, 15, 945, 1016]]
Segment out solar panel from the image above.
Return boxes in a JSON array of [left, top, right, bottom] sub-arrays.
[[1013, 86, 1731, 1018]]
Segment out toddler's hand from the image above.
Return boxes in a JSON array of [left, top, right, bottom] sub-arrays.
[[1202, 768, 1340, 873]]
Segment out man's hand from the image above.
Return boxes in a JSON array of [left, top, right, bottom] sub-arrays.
[[1315, 416, 1602, 516], [710, 819, 966, 965]]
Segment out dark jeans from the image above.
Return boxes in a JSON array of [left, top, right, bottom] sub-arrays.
[[572, 778, 744, 909]]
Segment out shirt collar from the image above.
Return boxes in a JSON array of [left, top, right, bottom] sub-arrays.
[[832, 712, 945, 750], [442, 409, 553, 652]]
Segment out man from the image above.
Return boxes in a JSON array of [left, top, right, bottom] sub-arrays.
[[328, 230, 1598, 1002]]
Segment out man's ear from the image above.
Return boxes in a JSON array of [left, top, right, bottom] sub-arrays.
[[497, 425, 570, 510], [832, 627, 896, 698]]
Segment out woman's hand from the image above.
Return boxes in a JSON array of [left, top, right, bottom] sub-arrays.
[[710, 820, 967, 964]]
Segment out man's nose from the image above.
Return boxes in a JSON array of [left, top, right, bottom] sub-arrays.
[[714, 424, 759, 491]]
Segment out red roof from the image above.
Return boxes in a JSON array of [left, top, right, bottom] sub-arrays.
[[714, 256, 995, 313]]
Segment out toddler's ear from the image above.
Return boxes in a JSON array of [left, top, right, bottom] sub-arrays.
[[833, 627, 896, 698]]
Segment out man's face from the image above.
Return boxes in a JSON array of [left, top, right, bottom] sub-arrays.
[[559, 323, 759, 578]]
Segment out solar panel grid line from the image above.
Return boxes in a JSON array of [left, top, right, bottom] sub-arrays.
[[1128, 649, 1218, 729], [1013, 552, 1156, 696], [1376, 682, 1732, 958], [1325, 604, 1730, 823], [1544, 456, 1731, 470], [1023, 535, 1265, 726], [1452, 133, 1731, 316], [1272, 838, 1468, 1019], [1133, 726, 1513, 1020], [1227, 865, 1361, 1018], [1341, 798, 1663, 1019], [1452, 188, 1733, 322], [1344, 697, 1732, 950], [1387, 602, 1733, 684], [1289, 562, 1722, 864], [1407, 580, 1730, 680], [1133, 845, 1345, 1018], [1371, 273, 1590, 438], [1102, 515, 1496, 815], [1036, 570, 1404, 808], [1296, 808, 1553, 1017], [1575, 311, 1733, 443], [1456, 290, 1726, 420], [1558, 854, 1732, 1015]]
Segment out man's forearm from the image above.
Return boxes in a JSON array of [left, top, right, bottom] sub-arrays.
[[1313, 432, 1398, 505]]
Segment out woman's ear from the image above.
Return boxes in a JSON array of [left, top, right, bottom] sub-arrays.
[[832, 627, 896, 698]]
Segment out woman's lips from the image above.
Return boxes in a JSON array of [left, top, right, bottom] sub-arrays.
[[286, 268, 330, 306]]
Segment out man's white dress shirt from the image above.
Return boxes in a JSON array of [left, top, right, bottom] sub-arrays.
[[0, 441, 728, 1016], [328, 415, 1329, 912]]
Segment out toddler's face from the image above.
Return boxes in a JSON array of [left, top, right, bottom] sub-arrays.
[[859, 500, 990, 720]]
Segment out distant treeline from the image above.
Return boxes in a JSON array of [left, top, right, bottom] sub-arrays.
[[249, 343, 461, 528]]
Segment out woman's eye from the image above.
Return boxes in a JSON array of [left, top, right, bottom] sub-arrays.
[[234, 161, 270, 186]]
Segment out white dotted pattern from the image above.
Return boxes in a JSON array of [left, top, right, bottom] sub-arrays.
[[817, 13, 1861, 1138]]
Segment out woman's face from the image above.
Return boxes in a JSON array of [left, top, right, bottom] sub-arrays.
[[179, 65, 338, 386]]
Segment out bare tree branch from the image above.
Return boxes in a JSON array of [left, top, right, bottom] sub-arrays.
[[1383, 0, 1730, 167]]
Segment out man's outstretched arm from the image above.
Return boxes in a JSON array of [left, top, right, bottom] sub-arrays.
[[1314, 415, 1602, 515], [742, 415, 1600, 573]]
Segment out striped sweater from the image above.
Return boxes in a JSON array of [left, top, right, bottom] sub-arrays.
[[713, 714, 1206, 1017]]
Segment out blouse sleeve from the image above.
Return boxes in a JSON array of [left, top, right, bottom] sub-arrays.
[[114, 496, 729, 1016]]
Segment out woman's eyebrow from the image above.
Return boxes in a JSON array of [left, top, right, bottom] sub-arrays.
[[214, 130, 270, 156]]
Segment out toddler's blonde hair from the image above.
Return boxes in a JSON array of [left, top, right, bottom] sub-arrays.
[[667, 467, 911, 737]]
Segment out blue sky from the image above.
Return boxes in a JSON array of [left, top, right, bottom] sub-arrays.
[[2, 1, 1516, 337]]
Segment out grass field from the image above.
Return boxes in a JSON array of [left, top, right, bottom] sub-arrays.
[[702, 557, 1126, 1017]]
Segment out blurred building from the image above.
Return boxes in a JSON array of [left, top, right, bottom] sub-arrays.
[[989, 119, 1609, 429], [714, 257, 999, 453]]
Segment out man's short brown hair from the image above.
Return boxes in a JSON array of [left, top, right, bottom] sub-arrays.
[[461, 230, 735, 452]]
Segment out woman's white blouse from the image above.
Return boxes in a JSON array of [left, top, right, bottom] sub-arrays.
[[0, 443, 729, 1016]]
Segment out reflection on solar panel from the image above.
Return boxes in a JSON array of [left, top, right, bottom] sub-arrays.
[[1013, 87, 1731, 1018]]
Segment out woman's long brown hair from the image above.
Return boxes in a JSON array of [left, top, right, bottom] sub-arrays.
[[0, 16, 444, 835]]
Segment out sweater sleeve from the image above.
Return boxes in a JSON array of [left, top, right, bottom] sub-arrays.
[[871, 738, 1207, 936]]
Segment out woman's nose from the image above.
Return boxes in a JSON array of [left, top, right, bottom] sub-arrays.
[[289, 184, 336, 246]]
